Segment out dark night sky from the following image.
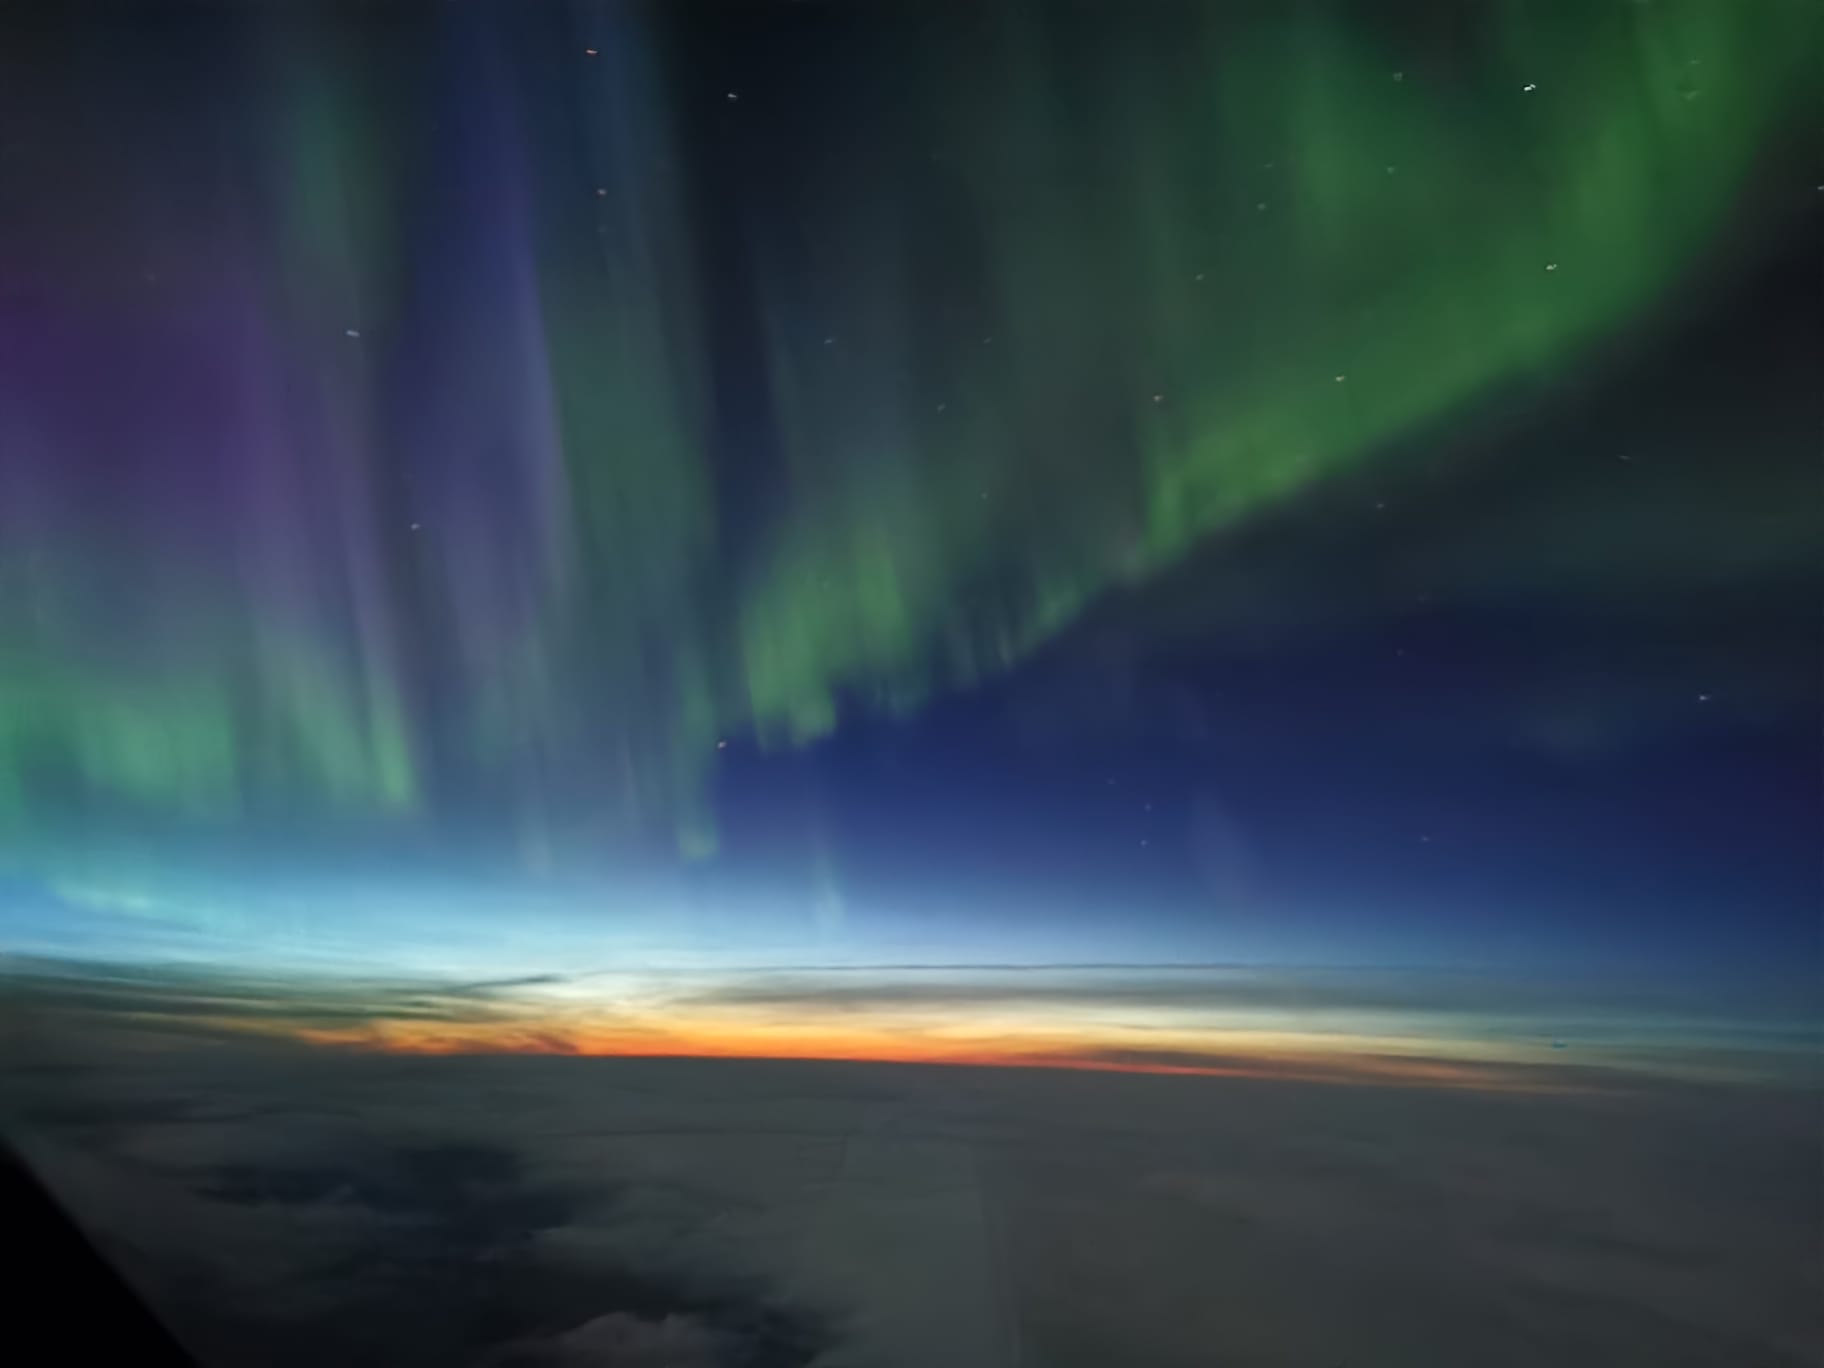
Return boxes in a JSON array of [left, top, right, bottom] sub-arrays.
[[0, 1, 1817, 984], [717, 234, 1823, 973]]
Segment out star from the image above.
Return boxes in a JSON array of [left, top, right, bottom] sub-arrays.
[[1523, 82, 1537, 93], [593, 187, 607, 197], [1697, 692, 1713, 703], [725, 91, 739, 102], [1392, 71, 1405, 82], [409, 521, 422, 532], [716, 739, 728, 749], [1334, 374, 1347, 383], [1545, 262, 1558, 272], [344, 328, 361, 338], [583, 47, 598, 57]]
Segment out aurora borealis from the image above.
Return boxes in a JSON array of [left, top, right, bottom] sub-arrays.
[[0, 1, 1819, 1072]]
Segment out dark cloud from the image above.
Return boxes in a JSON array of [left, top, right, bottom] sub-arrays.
[[1049, 1043, 1602, 1093], [492, 1312, 731, 1367], [2, 1064, 831, 1367], [0, 954, 544, 1037], [668, 963, 1813, 1032], [443, 975, 576, 997]]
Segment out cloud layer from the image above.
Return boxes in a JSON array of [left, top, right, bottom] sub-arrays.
[[2, 1025, 1815, 1366]]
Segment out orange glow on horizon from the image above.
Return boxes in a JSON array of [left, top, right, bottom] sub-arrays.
[[277, 1013, 1582, 1094]]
